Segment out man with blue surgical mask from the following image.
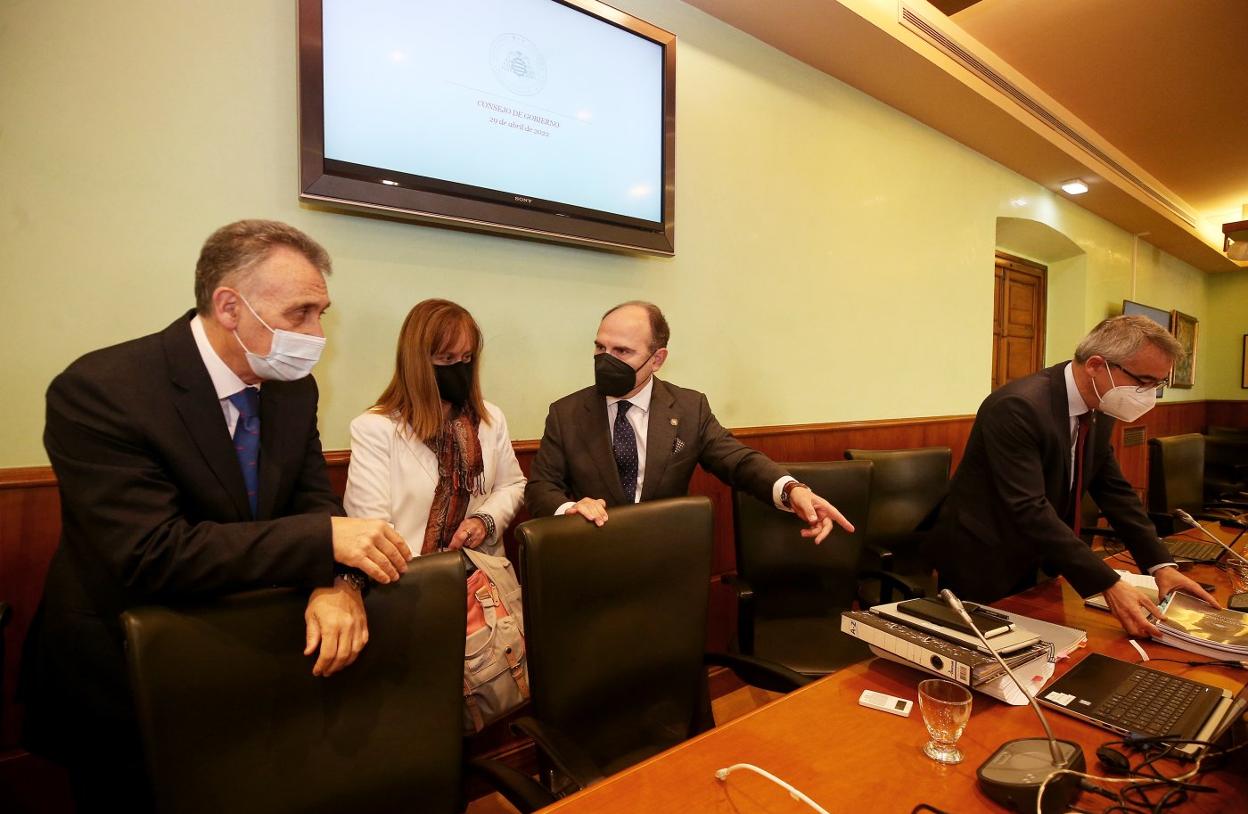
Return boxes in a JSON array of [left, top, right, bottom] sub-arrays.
[[21, 220, 411, 813], [927, 315, 1218, 638]]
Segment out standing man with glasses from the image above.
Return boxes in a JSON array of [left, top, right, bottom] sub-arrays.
[[926, 315, 1217, 636], [525, 301, 853, 543]]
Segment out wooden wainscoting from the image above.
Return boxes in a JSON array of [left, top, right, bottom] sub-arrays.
[[2, 402, 1246, 784]]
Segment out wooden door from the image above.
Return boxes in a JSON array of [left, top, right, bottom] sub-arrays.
[[992, 253, 1046, 389]]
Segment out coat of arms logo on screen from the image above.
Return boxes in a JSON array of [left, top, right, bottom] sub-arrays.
[[490, 33, 547, 96]]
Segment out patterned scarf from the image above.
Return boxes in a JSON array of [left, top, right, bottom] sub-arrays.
[[422, 409, 486, 555]]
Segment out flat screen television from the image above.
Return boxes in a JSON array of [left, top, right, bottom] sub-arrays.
[[298, 0, 676, 255]]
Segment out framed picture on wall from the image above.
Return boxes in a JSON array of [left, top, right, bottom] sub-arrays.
[[1242, 335, 1248, 389], [1169, 310, 1198, 388]]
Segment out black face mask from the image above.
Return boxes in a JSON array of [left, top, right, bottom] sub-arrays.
[[434, 362, 473, 407], [594, 351, 652, 398]]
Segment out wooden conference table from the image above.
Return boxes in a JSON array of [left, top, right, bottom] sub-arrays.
[[539, 527, 1248, 813]]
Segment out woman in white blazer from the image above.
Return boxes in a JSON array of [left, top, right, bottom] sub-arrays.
[[344, 299, 525, 558]]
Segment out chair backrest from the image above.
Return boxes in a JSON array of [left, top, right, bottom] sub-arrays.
[[1205, 436, 1248, 470], [1207, 426, 1248, 442], [844, 447, 951, 543], [1148, 433, 1206, 514], [732, 461, 872, 617], [514, 496, 713, 775], [123, 553, 466, 814]]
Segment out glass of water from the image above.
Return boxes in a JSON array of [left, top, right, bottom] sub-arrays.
[[917, 679, 973, 764], [1227, 556, 1248, 594]]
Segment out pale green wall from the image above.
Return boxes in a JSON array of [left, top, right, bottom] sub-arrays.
[[1206, 274, 1248, 400], [0, 0, 1238, 467]]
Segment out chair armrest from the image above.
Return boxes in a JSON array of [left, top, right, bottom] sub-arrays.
[[1207, 500, 1248, 511], [721, 575, 755, 655], [467, 757, 556, 813], [860, 569, 924, 604], [864, 543, 893, 569], [703, 651, 811, 693], [510, 716, 606, 791]]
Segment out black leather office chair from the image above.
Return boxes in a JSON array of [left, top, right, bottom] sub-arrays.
[[730, 461, 921, 677], [844, 447, 950, 600], [123, 553, 550, 814], [1147, 434, 1248, 533], [512, 496, 806, 794], [1205, 435, 1248, 502]]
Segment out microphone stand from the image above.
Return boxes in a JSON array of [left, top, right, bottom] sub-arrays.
[[938, 589, 1085, 814]]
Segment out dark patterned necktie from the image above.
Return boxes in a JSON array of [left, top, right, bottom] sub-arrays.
[[228, 387, 261, 517], [1071, 412, 1092, 534], [613, 401, 638, 503]]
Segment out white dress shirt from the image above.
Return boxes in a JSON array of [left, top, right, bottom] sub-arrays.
[[1063, 362, 1090, 488], [190, 314, 254, 435]]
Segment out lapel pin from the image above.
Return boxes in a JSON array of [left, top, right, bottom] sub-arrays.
[[670, 418, 679, 426]]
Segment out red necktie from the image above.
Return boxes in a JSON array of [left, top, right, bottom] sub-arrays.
[[1071, 412, 1092, 535]]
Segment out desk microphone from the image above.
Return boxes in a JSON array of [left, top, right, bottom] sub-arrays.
[[1173, 510, 1248, 567], [938, 589, 1085, 814]]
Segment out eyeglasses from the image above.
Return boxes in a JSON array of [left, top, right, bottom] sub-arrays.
[[1110, 362, 1168, 393]]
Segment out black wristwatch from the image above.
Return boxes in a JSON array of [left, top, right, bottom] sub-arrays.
[[338, 570, 370, 595]]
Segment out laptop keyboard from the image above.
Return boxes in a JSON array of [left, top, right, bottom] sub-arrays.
[[1164, 538, 1222, 562], [1094, 668, 1203, 736]]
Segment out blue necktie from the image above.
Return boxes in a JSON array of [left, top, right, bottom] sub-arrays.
[[228, 387, 261, 517], [613, 401, 638, 503]]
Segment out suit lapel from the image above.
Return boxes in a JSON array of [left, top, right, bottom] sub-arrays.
[[163, 312, 252, 520], [640, 379, 678, 502], [582, 390, 628, 504], [1049, 364, 1075, 492]]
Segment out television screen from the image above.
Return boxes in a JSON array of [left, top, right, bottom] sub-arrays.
[[299, 0, 676, 254]]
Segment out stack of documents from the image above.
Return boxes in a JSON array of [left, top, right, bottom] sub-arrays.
[[1154, 592, 1248, 661], [840, 604, 1086, 706]]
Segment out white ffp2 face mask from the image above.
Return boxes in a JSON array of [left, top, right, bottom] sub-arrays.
[[233, 295, 325, 382], [1092, 365, 1157, 423]]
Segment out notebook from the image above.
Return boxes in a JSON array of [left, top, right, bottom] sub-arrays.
[[1038, 653, 1233, 757]]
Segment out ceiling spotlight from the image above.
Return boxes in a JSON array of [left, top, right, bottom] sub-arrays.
[[1060, 179, 1089, 195]]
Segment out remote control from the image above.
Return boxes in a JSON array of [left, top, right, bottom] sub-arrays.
[[858, 689, 913, 717]]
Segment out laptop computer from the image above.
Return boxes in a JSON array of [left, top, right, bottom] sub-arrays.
[[1161, 537, 1225, 563], [1038, 653, 1235, 758]]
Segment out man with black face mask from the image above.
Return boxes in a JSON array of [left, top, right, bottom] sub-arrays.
[[525, 301, 853, 544], [926, 316, 1218, 637]]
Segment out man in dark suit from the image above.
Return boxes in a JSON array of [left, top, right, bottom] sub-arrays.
[[526, 301, 852, 542], [925, 315, 1216, 636], [20, 220, 411, 812]]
